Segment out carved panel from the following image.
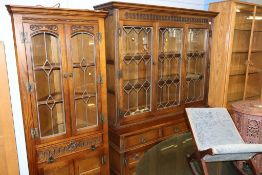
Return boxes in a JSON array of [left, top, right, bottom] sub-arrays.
[[247, 119, 260, 138], [124, 12, 209, 24], [232, 102, 262, 172], [37, 134, 103, 163], [30, 24, 58, 31], [71, 25, 94, 34]]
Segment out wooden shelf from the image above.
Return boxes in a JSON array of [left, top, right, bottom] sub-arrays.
[[232, 50, 249, 53], [119, 106, 150, 117], [251, 50, 262, 53], [186, 73, 203, 81], [159, 52, 181, 59], [34, 63, 61, 71], [227, 92, 260, 103], [37, 92, 62, 102], [234, 28, 251, 31], [227, 92, 243, 102], [73, 62, 95, 68], [123, 53, 151, 62]]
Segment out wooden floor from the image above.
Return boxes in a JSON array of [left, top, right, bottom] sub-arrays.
[[136, 133, 248, 175]]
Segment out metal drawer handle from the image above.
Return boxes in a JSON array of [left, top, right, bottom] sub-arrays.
[[140, 135, 146, 144], [173, 127, 181, 133], [47, 156, 54, 164], [91, 145, 96, 151], [134, 154, 140, 160]]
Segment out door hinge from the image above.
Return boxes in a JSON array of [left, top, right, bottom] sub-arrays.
[[117, 108, 125, 118], [97, 74, 103, 84], [100, 113, 104, 124], [26, 82, 34, 93], [101, 155, 106, 165], [118, 28, 122, 36], [31, 128, 39, 139], [117, 70, 123, 79], [96, 32, 102, 43], [209, 30, 212, 38], [20, 32, 28, 43], [123, 158, 128, 166]]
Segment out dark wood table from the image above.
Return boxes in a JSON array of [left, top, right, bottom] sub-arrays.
[[136, 132, 249, 175]]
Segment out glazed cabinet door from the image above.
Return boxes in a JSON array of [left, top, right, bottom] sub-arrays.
[[23, 23, 69, 143], [65, 24, 102, 134], [228, 4, 254, 105], [245, 6, 262, 101], [185, 27, 209, 104], [157, 27, 183, 109], [118, 24, 153, 117]]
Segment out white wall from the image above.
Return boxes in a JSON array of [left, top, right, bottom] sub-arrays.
[[0, 0, 205, 174]]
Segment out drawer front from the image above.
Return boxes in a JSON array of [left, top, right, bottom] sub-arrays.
[[127, 151, 144, 164], [162, 122, 187, 138], [125, 129, 159, 149], [36, 134, 103, 163]]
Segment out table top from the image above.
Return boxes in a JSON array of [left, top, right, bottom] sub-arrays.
[[136, 132, 246, 175], [232, 100, 262, 116]]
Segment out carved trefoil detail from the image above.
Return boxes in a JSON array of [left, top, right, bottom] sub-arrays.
[[71, 25, 94, 34], [30, 24, 58, 31]]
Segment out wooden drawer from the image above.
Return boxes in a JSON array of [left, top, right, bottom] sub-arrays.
[[162, 122, 187, 138], [36, 134, 103, 164], [124, 150, 145, 175], [124, 129, 159, 149], [126, 151, 144, 164]]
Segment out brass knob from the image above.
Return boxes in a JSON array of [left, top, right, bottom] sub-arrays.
[[140, 135, 146, 143], [47, 156, 54, 164], [91, 145, 96, 151], [173, 127, 180, 133]]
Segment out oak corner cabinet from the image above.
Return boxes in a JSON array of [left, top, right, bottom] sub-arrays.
[[94, 2, 218, 174], [208, 1, 262, 109], [7, 5, 109, 175]]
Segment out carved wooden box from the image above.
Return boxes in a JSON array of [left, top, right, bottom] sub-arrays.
[[232, 100, 262, 173]]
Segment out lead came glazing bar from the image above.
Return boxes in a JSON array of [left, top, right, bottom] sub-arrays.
[[121, 26, 152, 117]]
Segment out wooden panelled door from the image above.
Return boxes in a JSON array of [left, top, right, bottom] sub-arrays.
[[22, 21, 104, 174]]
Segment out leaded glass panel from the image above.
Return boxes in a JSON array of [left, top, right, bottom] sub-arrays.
[[120, 26, 152, 117], [158, 27, 182, 109], [71, 32, 98, 130], [31, 32, 66, 138], [185, 29, 208, 103]]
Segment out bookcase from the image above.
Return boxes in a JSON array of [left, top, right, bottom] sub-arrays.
[[94, 2, 217, 174], [209, 1, 262, 108], [7, 5, 109, 175]]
